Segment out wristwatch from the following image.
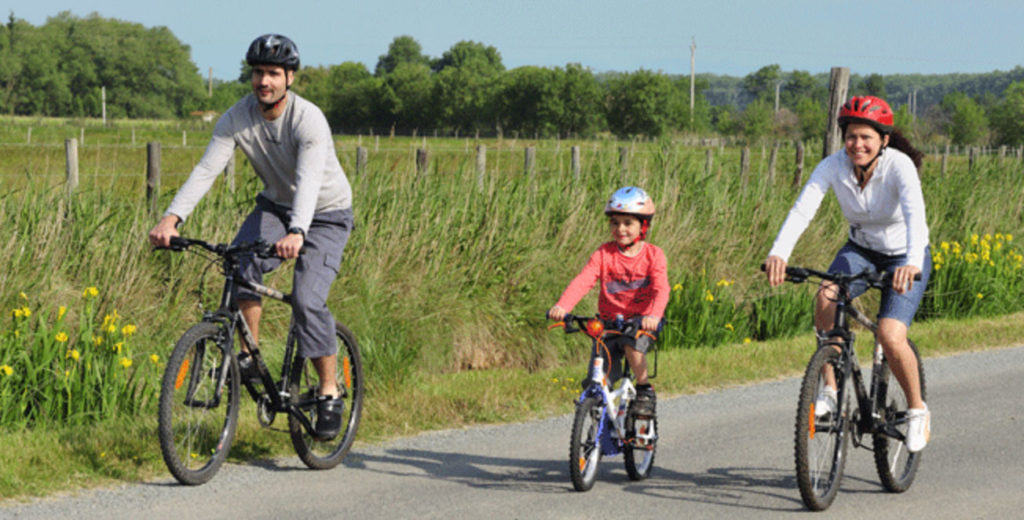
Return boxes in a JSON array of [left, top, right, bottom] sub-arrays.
[[287, 227, 305, 238]]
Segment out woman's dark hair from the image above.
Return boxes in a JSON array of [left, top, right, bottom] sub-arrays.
[[886, 130, 924, 169]]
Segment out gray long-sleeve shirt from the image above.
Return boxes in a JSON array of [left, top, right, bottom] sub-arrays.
[[165, 91, 352, 232]]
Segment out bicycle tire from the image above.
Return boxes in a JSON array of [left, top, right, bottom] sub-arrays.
[[794, 344, 850, 511], [872, 338, 926, 492], [158, 322, 240, 485], [569, 395, 604, 491], [289, 322, 364, 470], [623, 414, 657, 481]]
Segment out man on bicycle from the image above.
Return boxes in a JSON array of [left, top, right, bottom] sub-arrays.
[[148, 34, 353, 439]]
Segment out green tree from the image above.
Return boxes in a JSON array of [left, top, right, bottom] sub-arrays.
[[781, 70, 825, 108], [376, 61, 435, 133], [557, 63, 604, 137], [941, 92, 987, 146], [743, 64, 781, 102], [793, 96, 824, 141], [859, 73, 887, 98], [605, 69, 684, 138], [740, 98, 773, 143], [495, 66, 562, 137], [431, 41, 505, 133], [990, 80, 1024, 145], [374, 35, 430, 77]]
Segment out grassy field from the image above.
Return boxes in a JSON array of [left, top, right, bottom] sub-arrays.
[[1, 117, 1023, 499]]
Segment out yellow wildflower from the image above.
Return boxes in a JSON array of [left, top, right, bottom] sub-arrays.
[[11, 309, 24, 319], [19, 292, 27, 300], [58, 306, 67, 319], [743, 338, 752, 344], [122, 324, 137, 336], [66, 349, 80, 361], [716, 279, 734, 287], [1006, 234, 1013, 242], [704, 290, 714, 302], [150, 354, 160, 364], [940, 241, 950, 251], [93, 336, 103, 347], [976, 293, 984, 299], [106, 324, 116, 334], [113, 342, 124, 354], [672, 283, 683, 291], [724, 323, 734, 331], [21, 307, 30, 318], [0, 365, 13, 376], [995, 233, 1004, 241], [83, 286, 99, 298], [971, 234, 979, 245], [964, 253, 978, 264], [55, 332, 69, 343], [119, 357, 132, 369]]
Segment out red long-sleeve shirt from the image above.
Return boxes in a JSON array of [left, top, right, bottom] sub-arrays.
[[556, 242, 670, 320]]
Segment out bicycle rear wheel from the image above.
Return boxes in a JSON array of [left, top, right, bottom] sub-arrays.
[[623, 413, 657, 480], [289, 322, 364, 470], [569, 395, 604, 491], [158, 322, 239, 485], [873, 338, 926, 492], [795, 344, 850, 511]]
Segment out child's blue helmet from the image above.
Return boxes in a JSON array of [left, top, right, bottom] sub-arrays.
[[604, 187, 655, 241]]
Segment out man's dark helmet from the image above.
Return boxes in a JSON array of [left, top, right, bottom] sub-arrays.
[[246, 34, 300, 71]]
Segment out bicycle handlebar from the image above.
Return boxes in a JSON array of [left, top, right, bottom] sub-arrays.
[[759, 263, 921, 288], [546, 312, 659, 341], [157, 236, 296, 260]]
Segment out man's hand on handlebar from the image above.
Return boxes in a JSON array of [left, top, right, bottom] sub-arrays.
[[148, 215, 181, 248]]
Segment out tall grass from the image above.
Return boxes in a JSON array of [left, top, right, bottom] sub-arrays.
[[1, 125, 1023, 430]]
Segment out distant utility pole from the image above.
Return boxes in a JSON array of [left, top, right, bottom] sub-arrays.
[[775, 81, 781, 113], [689, 36, 696, 125], [101, 86, 106, 124], [208, 67, 213, 98]]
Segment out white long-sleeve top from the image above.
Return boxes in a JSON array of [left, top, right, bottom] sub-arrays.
[[768, 147, 930, 269]]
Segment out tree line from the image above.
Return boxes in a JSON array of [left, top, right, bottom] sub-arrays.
[[3, 12, 1024, 145]]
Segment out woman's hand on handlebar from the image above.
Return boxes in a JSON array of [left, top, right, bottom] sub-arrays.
[[148, 215, 181, 248], [275, 233, 304, 259], [547, 304, 567, 322], [764, 255, 788, 288]]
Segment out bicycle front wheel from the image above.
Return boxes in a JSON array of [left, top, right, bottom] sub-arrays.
[[794, 344, 850, 511], [158, 322, 240, 485], [569, 395, 604, 491], [289, 322, 364, 470], [873, 338, 926, 492]]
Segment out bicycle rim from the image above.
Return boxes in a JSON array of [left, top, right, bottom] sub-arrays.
[[569, 395, 604, 491], [624, 414, 657, 480], [795, 345, 849, 511], [158, 322, 239, 485], [873, 339, 925, 491], [289, 323, 364, 470]]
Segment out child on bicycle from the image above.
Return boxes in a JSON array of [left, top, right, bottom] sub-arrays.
[[548, 187, 669, 416]]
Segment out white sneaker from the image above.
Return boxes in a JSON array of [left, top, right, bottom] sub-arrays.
[[814, 386, 837, 417], [906, 405, 931, 452]]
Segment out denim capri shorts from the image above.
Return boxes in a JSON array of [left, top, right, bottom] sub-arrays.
[[826, 240, 932, 327]]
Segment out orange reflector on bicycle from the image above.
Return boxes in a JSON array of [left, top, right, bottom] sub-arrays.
[[585, 319, 604, 338], [578, 456, 587, 472], [343, 357, 351, 390], [175, 359, 190, 390], [809, 405, 816, 439]]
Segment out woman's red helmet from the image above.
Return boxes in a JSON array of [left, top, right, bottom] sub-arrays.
[[839, 95, 894, 135]]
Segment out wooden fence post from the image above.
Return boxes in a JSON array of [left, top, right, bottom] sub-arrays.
[[619, 146, 629, 181], [356, 146, 368, 176], [182, 130, 187, 147], [524, 146, 536, 177], [968, 147, 976, 172], [131, 128, 136, 145], [705, 148, 714, 176], [65, 138, 79, 197], [476, 145, 487, 190], [416, 148, 429, 175], [26, 127, 31, 144], [740, 146, 751, 188], [793, 141, 805, 189], [767, 142, 779, 183], [823, 67, 850, 159], [147, 142, 161, 214], [941, 144, 949, 177], [571, 145, 581, 181]]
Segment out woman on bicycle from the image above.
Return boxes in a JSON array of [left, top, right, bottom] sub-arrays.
[[763, 96, 932, 452], [548, 187, 669, 416]]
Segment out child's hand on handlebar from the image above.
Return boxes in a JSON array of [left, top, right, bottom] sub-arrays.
[[641, 316, 659, 332], [547, 305, 567, 321]]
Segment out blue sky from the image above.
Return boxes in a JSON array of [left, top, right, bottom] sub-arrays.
[[9, 1, 1024, 80]]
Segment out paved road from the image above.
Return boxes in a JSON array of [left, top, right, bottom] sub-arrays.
[[4, 346, 1023, 519]]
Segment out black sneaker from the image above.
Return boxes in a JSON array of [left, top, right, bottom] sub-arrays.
[[632, 386, 657, 417], [314, 395, 345, 440]]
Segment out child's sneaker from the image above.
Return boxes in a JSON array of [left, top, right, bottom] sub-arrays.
[[631, 386, 656, 417], [814, 386, 837, 417], [905, 405, 930, 452]]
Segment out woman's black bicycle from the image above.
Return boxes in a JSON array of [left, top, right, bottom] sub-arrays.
[[769, 265, 925, 511], [155, 236, 364, 485]]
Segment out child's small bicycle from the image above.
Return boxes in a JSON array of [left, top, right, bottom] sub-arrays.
[[548, 314, 659, 491]]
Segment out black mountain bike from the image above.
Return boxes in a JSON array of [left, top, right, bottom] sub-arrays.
[[769, 265, 925, 510], [155, 237, 364, 485]]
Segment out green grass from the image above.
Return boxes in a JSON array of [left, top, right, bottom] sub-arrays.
[[0, 117, 1022, 499]]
